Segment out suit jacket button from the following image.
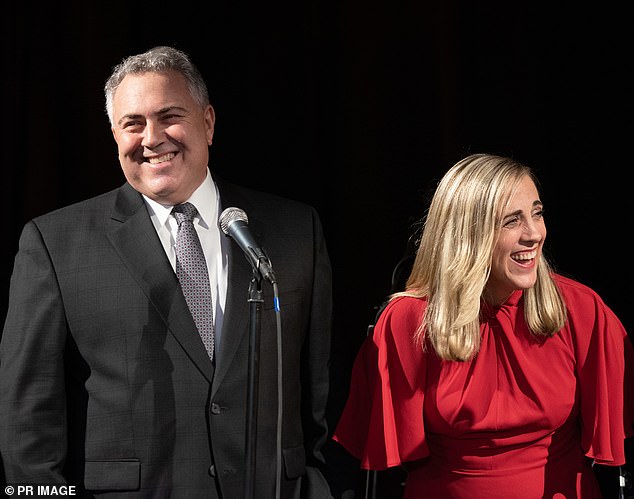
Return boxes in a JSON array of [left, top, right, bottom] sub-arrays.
[[208, 464, 216, 477], [211, 402, 222, 414]]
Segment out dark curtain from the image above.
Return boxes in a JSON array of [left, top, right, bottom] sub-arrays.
[[2, 1, 632, 496]]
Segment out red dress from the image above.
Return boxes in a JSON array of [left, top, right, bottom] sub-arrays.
[[333, 274, 633, 498]]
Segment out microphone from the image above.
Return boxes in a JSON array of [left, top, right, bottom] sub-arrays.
[[219, 207, 277, 284]]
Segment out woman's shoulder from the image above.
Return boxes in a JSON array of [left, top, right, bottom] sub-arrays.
[[552, 273, 625, 333], [376, 294, 426, 334], [384, 293, 426, 315], [552, 272, 605, 307]]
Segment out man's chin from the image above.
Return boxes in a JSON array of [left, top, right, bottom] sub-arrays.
[[134, 180, 180, 205]]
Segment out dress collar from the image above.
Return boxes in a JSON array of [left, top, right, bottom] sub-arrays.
[[481, 289, 524, 318]]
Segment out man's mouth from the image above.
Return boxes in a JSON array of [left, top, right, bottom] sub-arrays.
[[147, 152, 176, 164]]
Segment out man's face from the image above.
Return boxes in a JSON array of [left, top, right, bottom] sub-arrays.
[[111, 71, 215, 205]]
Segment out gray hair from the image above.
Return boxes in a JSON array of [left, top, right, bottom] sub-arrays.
[[104, 46, 210, 126]]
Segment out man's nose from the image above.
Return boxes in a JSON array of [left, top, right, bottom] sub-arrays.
[[141, 121, 163, 148]]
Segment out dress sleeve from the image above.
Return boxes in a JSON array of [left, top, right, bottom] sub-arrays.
[[333, 297, 430, 470], [565, 281, 634, 465]]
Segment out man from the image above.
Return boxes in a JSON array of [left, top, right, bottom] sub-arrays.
[[0, 46, 334, 498]]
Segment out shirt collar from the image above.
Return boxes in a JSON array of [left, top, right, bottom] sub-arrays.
[[142, 168, 218, 229]]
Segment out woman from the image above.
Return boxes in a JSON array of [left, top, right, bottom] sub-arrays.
[[333, 154, 633, 498]]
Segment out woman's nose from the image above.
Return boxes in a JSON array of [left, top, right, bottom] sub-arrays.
[[522, 219, 544, 242]]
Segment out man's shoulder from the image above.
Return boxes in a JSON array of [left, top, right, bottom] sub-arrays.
[[215, 177, 315, 215], [32, 184, 130, 225]]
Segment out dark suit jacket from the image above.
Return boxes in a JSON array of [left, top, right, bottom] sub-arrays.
[[0, 178, 334, 499]]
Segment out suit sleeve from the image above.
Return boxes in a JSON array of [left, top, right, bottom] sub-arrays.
[[0, 221, 69, 483], [302, 207, 333, 468]]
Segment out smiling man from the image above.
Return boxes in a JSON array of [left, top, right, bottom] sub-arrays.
[[110, 69, 215, 205], [0, 46, 335, 499]]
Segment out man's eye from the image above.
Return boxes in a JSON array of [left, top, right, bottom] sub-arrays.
[[533, 209, 544, 219], [161, 114, 183, 123], [122, 121, 143, 131]]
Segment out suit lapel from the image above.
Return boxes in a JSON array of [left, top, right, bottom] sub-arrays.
[[106, 183, 215, 382], [211, 180, 265, 393]]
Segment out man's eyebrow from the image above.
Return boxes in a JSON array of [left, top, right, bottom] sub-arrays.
[[156, 106, 188, 115]]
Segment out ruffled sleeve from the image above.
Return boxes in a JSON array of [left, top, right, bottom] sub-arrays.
[[556, 275, 634, 465], [333, 296, 430, 470]]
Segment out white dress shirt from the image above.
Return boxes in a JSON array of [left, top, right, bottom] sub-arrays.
[[143, 168, 228, 350]]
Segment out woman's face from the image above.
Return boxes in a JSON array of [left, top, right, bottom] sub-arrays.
[[485, 175, 546, 305]]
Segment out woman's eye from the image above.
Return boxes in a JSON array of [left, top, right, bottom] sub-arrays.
[[503, 217, 519, 228]]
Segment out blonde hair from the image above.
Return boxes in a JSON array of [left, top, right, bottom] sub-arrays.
[[394, 154, 567, 361]]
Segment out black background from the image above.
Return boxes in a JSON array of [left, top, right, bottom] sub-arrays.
[[2, 2, 632, 492]]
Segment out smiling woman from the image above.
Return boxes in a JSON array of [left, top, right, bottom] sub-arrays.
[[333, 153, 634, 499], [486, 175, 546, 306]]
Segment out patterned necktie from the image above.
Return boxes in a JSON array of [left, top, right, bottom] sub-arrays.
[[172, 202, 214, 361]]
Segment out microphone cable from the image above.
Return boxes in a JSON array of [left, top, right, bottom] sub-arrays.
[[273, 282, 282, 499]]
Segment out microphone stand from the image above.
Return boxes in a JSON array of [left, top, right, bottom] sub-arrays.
[[244, 271, 263, 499]]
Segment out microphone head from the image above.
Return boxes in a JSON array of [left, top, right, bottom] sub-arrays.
[[219, 207, 249, 235]]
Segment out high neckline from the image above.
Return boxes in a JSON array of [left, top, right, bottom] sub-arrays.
[[481, 289, 523, 317]]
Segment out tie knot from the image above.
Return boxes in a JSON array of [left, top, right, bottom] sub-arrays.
[[172, 202, 198, 226]]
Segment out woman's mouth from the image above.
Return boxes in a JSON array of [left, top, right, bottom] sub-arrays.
[[511, 250, 537, 264]]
